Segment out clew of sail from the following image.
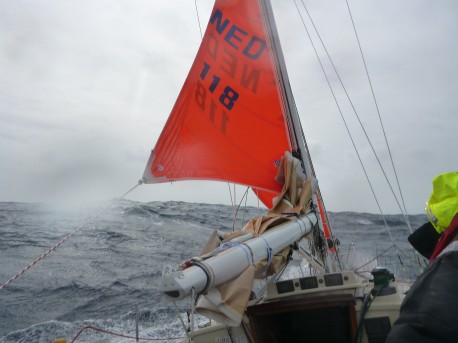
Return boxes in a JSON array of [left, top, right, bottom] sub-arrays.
[[142, 0, 293, 207]]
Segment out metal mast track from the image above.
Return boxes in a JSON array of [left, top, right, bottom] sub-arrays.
[[261, 0, 340, 271]]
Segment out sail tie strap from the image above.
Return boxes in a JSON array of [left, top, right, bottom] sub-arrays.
[[240, 242, 255, 266], [258, 236, 273, 277], [191, 257, 215, 294], [281, 212, 314, 237], [218, 242, 254, 265], [298, 216, 314, 237]]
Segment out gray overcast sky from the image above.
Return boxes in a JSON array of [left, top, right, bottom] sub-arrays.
[[0, 0, 456, 214]]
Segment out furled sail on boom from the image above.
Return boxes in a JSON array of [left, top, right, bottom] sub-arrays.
[[152, 0, 342, 326], [142, 0, 294, 207]]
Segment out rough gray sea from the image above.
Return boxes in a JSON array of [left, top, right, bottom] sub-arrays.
[[0, 200, 426, 343]]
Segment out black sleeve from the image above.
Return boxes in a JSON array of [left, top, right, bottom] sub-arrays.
[[386, 251, 458, 343]]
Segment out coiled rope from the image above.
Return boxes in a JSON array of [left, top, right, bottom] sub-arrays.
[[0, 180, 143, 291]]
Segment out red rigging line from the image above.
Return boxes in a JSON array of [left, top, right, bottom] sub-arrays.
[[69, 325, 184, 342]]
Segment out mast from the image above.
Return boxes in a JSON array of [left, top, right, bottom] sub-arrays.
[[260, 0, 340, 271], [260, 0, 312, 177]]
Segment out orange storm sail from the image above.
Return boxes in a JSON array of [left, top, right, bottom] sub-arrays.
[[142, 0, 292, 207]]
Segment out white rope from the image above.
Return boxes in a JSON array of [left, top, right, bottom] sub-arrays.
[[172, 300, 191, 341], [191, 287, 196, 332]]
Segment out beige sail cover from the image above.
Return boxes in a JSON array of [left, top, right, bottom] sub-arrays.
[[196, 152, 316, 326]]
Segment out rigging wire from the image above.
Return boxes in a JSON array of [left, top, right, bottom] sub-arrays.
[[344, 0, 412, 232], [353, 244, 397, 272], [227, 183, 238, 231], [298, 0, 410, 234], [232, 187, 250, 231], [227, 183, 234, 207], [194, 0, 203, 39], [70, 324, 183, 342], [233, 184, 237, 229], [297, 1, 427, 272], [292, 0, 394, 244], [242, 187, 249, 225]]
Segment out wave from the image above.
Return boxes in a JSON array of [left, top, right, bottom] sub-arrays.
[[0, 200, 424, 341]]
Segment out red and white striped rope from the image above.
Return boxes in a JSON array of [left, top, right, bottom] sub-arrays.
[[1, 231, 75, 290], [0, 181, 142, 291]]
